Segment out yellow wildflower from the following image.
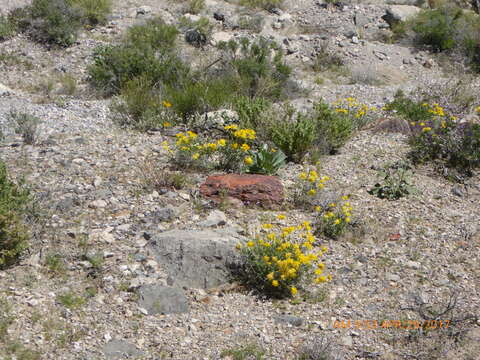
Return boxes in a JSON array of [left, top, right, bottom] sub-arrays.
[[291, 287, 297, 296], [315, 206, 321, 212], [263, 223, 273, 230], [244, 156, 254, 165], [246, 241, 254, 247], [267, 272, 274, 280], [299, 172, 307, 180], [422, 127, 432, 132], [271, 280, 279, 287], [277, 214, 286, 220], [308, 189, 316, 196], [162, 100, 172, 108], [217, 139, 227, 147], [192, 153, 200, 160], [241, 143, 250, 152], [163, 121, 171, 127]]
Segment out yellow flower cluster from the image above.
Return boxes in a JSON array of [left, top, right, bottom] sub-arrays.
[[168, 125, 257, 166], [425, 103, 445, 117], [298, 169, 329, 197], [332, 97, 376, 119], [317, 195, 353, 239], [238, 221, 332, 297], [476, 106, 480, 113]]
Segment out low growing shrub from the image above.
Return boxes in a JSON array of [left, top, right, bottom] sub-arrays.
[[0, 16, 16, 41], [236, 220, 331, 298], [71, 0, 111, 26], [0, 161, 31, 268], [247, 144, 286, 175], [110, 76, 177, 131], [217, 37, 292, 100], [407, 102, 480, 176], [7, 111, 41, 145], [368, 161, 415, 200], [314, 195, 353, 239], [239, 0, 284, 11]]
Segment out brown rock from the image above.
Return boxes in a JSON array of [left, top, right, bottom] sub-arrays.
[[200, 174, 284, 208]]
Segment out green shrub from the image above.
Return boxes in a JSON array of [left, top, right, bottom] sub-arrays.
[[368, 161, 415, 200], [7, 111, 41, 145], [314, 195, 353, 240], [406, 5, 480, 71], [220, 343, 266, 360], [411, 5, 462, 52], [164, 76, 236, 120], [312, 101, 354, 155], [0, 16, 16, 41], [406, 101, 480, 176], [236, 221, 331, 298], [269, 108, 316, 163], [247, 144, 286, 175], [110, 76, 177, 130], [234, 96, 272, 130], [218, 37, 292, 100], [17, 0, 83, 46], [70, 0, 111, 26], [88, 18, 187, 96], [239, 0, 283, 11], [0, 161, 31, 269]]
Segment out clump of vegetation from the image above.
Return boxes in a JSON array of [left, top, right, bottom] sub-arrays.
[[247, 144, 286, 175], [220, 343, 266, 360], [294, 168, 330, 207], [234, 96, 272, 130], [8, 0, 111, 47], [236, 220, 331, 298], [314, 195, 353, 239], [386, 92, 480, 177], [88, 17, 184, 96], [56, 291, 86, 310], [0, 15, 16, 41], [217, 37, 292, 100], [239, 0, 283, 11], [7, 111, 41, 145], [0, 161, 31, 269], [368, 161, 416, 200], [404, 4, 480, 71], [268, 106, 317, 163]]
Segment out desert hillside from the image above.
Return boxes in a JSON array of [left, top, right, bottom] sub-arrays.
[[0, 0, 479, 359]]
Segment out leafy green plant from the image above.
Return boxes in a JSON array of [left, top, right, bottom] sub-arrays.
[[0, 161, 31, 269], [247, 144, 286, 175], [0, 16, 16, 41], [87, 18, 186, 96], [236, 221, 331, 298], [269, 107, 316, 163], [45, 253, 66, 273], [56, 291, 86, 310], [314, 195, 353, 240], [234, 96, 271, 130], [239, 0, 283, 11], [386, 90, 434, 123], [110, 76, 177, 130], [221, 343, 266, 360], [368, 161, 415, 200], [7, 111, 41, 145], [217, 37, 292, 100], [13, 0, 83, 46], [70, 0, 111, 26]]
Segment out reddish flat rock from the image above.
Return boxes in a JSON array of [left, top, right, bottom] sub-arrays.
[[200, 174, 284, 208]]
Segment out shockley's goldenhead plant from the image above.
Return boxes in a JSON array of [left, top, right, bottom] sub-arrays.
[[236, 219, 331, 298]]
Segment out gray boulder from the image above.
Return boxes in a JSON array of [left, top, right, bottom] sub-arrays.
[[383, 5, 421, 26], [102, 340, 144, 360], [148, 229, 244, 289], [137, 285, 189, 315]]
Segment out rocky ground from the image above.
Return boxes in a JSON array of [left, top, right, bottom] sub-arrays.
[[1, 0, 480, 359]]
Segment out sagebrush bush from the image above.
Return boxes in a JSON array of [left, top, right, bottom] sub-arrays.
[[239, 0, 283, 11], [218, 37, 292, 100], [406, 4, 480, 71], [0, 16, 16, 41], [236, 220, 331, 298], [71, 0, 111, 26], [0, 161, 31, 268], [234, 96, 272, 130], [88, 18, 186, 95], [7, 111, 41, 145], [110, 76, 177, 131], [268, 108, 316, 163], [10, 0, 83, 46]]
